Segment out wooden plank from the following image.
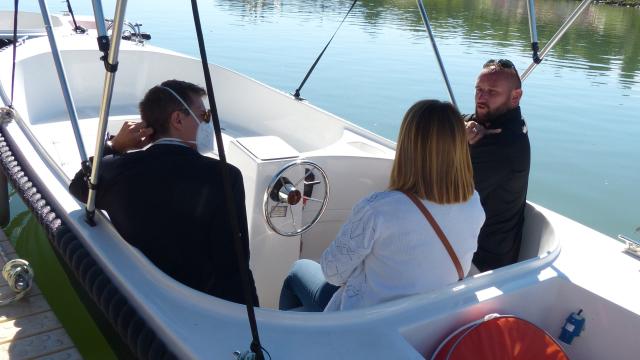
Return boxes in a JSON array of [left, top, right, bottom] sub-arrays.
[[0, 295, 50, 323], [0, 241, 17, 260], [32, 348, 82, 360], [0, 328, 75, 360], [0, 283, 41, 297], [0, 311, 62, 345]]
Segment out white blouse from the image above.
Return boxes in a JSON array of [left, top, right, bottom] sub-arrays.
[[320, 190, 485, 311]]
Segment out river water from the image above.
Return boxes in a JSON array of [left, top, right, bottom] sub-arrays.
[[2, 0, 639, 357]]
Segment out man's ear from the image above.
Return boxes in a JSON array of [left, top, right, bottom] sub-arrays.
[[511, 88, 523, 106], [168, 110, 183, 132]]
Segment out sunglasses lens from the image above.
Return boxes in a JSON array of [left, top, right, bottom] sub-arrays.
[[498, 59, 514, 68], [483, 59, 516, 71]]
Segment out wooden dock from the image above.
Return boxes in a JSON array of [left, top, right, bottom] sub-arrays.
[[0, 232, 81, 360]]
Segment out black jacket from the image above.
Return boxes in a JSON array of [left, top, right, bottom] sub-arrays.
[[467, 107, 530, 271], [70, 143, 259, 305]]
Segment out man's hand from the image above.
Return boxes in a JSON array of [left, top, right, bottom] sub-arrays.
[[111, 121, 154, 154], [466, 121, 501, 145]]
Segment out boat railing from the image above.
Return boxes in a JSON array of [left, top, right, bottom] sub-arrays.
[[618, 234, 640, 258]]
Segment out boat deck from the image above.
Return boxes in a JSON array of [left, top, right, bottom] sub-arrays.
[[0, 231, 81, 360]]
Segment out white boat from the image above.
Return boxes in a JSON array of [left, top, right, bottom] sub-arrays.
[[0, 10, 74, 39], [0, 1, 639, 359], [0, 10, 150, 43]]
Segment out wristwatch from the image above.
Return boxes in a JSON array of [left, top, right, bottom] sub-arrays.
[[104, 134, 122, 156]]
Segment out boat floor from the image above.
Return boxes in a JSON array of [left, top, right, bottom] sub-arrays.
[[28, 113, 393, 180], [28, 114, 231, 179]]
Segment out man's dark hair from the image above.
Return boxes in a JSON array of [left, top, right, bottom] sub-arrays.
[[482, 59, 522, 89], [139, 79, 206, 139]]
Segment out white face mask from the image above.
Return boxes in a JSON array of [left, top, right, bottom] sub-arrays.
[[159, 86, 215, 154]]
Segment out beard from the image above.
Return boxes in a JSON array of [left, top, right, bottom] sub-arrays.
[[475, 101, 512, 123]]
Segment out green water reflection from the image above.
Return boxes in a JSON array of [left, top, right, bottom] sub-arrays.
[[215, 0, 640, 85]]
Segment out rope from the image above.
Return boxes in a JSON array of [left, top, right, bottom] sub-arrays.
[[189, 1, 265, 358], [293, 0, 358, 100]]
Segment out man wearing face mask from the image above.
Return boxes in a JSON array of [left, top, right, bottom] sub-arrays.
[[69, 79, 259, 306]]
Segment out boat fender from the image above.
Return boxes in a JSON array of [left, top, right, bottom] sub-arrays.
[[55, 228, 176, 360], [558, 309, 585, 344]]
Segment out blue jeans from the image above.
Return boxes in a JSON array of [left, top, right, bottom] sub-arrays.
[[279, 259, 340, 312]]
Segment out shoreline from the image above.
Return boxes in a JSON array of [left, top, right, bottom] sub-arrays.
[[593, 0, 640, 7]]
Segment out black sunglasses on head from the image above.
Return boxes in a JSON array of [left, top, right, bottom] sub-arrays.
[[483, 59, 517, 71]]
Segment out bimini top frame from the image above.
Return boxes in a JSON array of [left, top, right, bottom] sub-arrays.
[[36, 0, 88, 164], [416, 0, 595, 99], [85, 0, 128, 224], [416, 0, 457, 108], [521, 0, 593, 81]]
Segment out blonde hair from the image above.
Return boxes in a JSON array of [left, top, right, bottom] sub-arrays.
[[389, 100, 474, 204]]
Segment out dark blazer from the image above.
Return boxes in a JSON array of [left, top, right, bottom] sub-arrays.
[[467, 107, 531, 272], [70, 143, 259, 305]]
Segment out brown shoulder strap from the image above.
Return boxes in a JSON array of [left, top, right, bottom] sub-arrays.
[[403, 191, 464, 281]]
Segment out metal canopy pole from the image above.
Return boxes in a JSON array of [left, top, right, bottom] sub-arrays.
[[37, 0, 88, 163], [526, 0, 540, 63], [521, 0, 593, 81], [85, 0, 128, 224], [90, 0, 110, 54], [416, 0, 457, 108]]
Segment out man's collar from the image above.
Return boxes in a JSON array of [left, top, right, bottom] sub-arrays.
[[147, 141, 199, 154]]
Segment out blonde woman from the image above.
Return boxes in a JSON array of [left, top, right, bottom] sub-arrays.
[[280, 100, 485, 312]]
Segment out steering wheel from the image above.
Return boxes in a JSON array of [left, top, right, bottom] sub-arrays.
[[263, 160, 329, 236]]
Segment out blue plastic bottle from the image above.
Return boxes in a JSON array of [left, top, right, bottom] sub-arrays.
[[559, 309, 585, 344]]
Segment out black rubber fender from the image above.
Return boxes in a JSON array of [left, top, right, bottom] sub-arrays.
[[116, 303, 136, 336], [127, 316, 145, 349], [136, 327, 155, 359], [83, 266, 102, 291], [106, 291, 126, 321], [91, 274, 110, 301], [64, 241, 83, 264]]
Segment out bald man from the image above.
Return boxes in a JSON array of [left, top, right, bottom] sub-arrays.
[[465, 59, 530, 272]]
